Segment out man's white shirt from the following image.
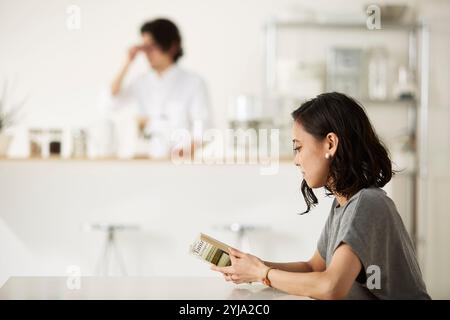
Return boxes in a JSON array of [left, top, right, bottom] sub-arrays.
[[104, 64, 211, 156]]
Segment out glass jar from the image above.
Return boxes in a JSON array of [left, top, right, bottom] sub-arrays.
[[49, 129, 63, 157], [72, 129, 87, 158], [29, 128, 44, 158]]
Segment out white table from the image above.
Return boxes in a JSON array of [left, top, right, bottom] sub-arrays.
[[0, 276, 311, 300]]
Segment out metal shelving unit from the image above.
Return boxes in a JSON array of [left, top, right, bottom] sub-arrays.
[[264, 19, 429, 249]]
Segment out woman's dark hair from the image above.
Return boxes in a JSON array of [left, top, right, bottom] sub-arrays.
[[140, 18, 183, 62], [291, 92, 394, 214]]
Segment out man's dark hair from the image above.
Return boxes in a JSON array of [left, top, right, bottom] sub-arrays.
[[291, 92, 394, 214], [140, 18, 183, 62]]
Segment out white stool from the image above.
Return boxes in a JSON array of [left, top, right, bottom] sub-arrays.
[[84, 223, 139, 276]]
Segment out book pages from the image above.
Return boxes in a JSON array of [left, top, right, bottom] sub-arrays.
[[189, 233, 233, 267]]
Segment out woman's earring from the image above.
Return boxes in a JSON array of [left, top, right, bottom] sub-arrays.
[[325, 153, 331, 159]]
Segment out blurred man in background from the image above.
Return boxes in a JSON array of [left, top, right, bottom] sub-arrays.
[[106, 18, 211, 158]]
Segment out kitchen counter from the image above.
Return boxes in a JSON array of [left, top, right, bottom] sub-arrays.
[[0, 276, 311, 300]]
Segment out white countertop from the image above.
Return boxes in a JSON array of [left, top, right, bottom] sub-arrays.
[[0, 276, 311, 300]]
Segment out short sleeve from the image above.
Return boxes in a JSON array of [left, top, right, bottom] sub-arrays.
[[325, 189, 430, 299], [333, 191, 390, 283]]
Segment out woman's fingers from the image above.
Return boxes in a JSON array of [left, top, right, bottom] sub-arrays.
[[227, 274, 240, 284], [229, 253, 238, 264], [211, 265, 234, 274], [221, 272, 239, 283], [231, 274, 240, 281], [232, 278, 246, 284], [223, 272, 247, 285], [228, 247, 246, 258]]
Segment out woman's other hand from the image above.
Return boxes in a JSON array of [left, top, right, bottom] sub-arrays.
[[211, 247, 269, 284]]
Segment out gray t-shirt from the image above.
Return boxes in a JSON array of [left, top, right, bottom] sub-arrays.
[[317, 187, 430, 299]]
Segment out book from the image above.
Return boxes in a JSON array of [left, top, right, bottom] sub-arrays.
[[189, 233, 233, 267]]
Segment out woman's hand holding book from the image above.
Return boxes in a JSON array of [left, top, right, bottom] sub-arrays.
[[210, 247, 270, 285]]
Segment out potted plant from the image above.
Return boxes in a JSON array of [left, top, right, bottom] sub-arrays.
[[0, 78, 27, 157]]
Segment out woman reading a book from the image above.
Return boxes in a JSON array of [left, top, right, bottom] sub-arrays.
[[211, 92, 430, 300]]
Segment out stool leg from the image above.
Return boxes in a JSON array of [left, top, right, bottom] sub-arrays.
[[104, 232, 112, 275], [111, 236, 127, 276], [95, 231, 112, 276], [93, 227, 129, 276]]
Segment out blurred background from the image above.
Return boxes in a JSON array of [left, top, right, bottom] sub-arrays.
[[0, 0, 449, 298]]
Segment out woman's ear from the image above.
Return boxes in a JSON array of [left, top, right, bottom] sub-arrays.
[[326, 132, 339, 156]]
